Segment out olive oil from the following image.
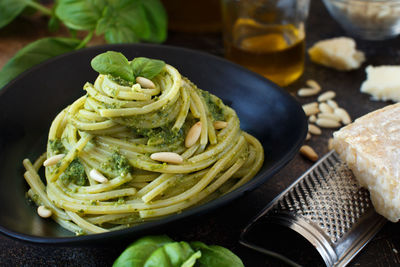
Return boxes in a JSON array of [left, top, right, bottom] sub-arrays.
[[224, 21, 305, 86]]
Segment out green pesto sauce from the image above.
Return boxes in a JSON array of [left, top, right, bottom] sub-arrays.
[[104, 102, 123, 109], [132, 123, 185, 147], [61, 158, 87, 186], [48, 139, 66, 154], [108, 75, 134, 87], [200, 89, 225, 121], [101, 152, 132, 177], [116, 197, 125, 205]]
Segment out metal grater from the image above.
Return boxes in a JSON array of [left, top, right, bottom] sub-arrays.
[[240, 150, 387, 267]]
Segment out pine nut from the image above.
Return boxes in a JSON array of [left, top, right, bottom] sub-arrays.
[[334, 108, 352, 125], [185, 122, 202, 147], [316, 118, 341, 128], [90, 169, 108, 183], [318, 112, 341, 122], [309, 115, 317, 123], [43, 154, 65, 167], [319, 103, 333, 114], [302, 102, 319, 116], [318, 91, 336, 102], [150, 152, 183, 164], [328, 138, 334, 150], [308, 124, 322, 135], [136, 76, 155, 89], [298, 87, 319, 97], [306, 133, 311, 141], [37, 206, 52, 218], [327, 99, 338, 109], [213, 121, 228, 130], [300, 145, 318, 162], [306, 79, 321, 91]]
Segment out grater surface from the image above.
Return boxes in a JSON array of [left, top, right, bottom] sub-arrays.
[[241, 151, 387, 267]]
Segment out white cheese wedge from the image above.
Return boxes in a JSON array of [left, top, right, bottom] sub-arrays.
[[333, 103, 400, 222], [360, 65, 400, 102], [308, 37, 365, 71]]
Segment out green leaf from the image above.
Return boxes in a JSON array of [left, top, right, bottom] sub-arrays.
[[90, 51, 133, 81], [181, 251, 201, 267], [190, 242, 244, 267], [131, 57, 165, 79], [140, 0, 167, 43], [96, 0, 167, 44], [0, 0, 27, 28], [144, 242, 197, 267], [0, 37, 80, 89], [48, 16, 61, 32], [113, 235, 173, 267], [55, 0, 106, 30]]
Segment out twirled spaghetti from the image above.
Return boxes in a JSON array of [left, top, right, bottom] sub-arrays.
[[23, 57, 264, 235]]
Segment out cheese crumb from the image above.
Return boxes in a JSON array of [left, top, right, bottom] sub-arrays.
[[361, 65, 400, 102], [333, 103, 400, 222], [308, 37, 365, 71]]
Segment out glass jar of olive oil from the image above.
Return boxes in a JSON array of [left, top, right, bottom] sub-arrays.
[[221, 0, 310, 86]]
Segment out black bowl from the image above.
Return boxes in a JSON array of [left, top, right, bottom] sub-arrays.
[[0, 44, 307, 244]]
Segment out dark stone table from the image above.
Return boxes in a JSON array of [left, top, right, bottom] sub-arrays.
[[1, 0, 399, 266]]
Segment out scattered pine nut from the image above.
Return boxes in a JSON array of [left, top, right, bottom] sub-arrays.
[[136, 77, 155, 89], [328, 138, 334, 150], [298, 87, 319, 97], [90, 169, 108, 183], [150, 152, 183, 164], [185, 122, 202, 147], [213, 121, 228, 130], [309, 115, 317, 123], [308, 124, 322, 135], [302, 102, 319, 116], [306, 79, 321, 91], [318, 112, 341, 122], [37, 206, 52, 218], [316, 118, 341, 128], [318, 91, 336, 102], [300, 145, 319, 162], [327, 99, 338, 109], [319, 103, 333, 114], [334, 108, 352, 125], [306, 133, 311, 141], [43, 154, 65, 167]]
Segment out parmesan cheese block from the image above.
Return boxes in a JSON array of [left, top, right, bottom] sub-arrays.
[[361, 65, 400, 102], [308, 37, 365, 71], [332, 103, 400, 222]]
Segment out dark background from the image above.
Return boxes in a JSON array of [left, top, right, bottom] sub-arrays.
[[0, 0, 399, 266]]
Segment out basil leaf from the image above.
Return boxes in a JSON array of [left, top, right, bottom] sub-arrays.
[[190, 241, 244, 267], [96, 0, 167, 44], [181, 251, 201, 267], [90, 51, 133, 81], [0, 37, 80, 89], [113, 235, 173, 267], [140, 0, 167, 43], [0, 0, 27, 28], [131, 57, 165, 79], [143, 242, 197, 267], [48, 16, 61, 32], [55, 0, 106, 30]]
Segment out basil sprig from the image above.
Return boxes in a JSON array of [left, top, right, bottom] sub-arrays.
[[0, 0, 167, 89], [90, 51, 166, 82], [113, 235, 244, 267]]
